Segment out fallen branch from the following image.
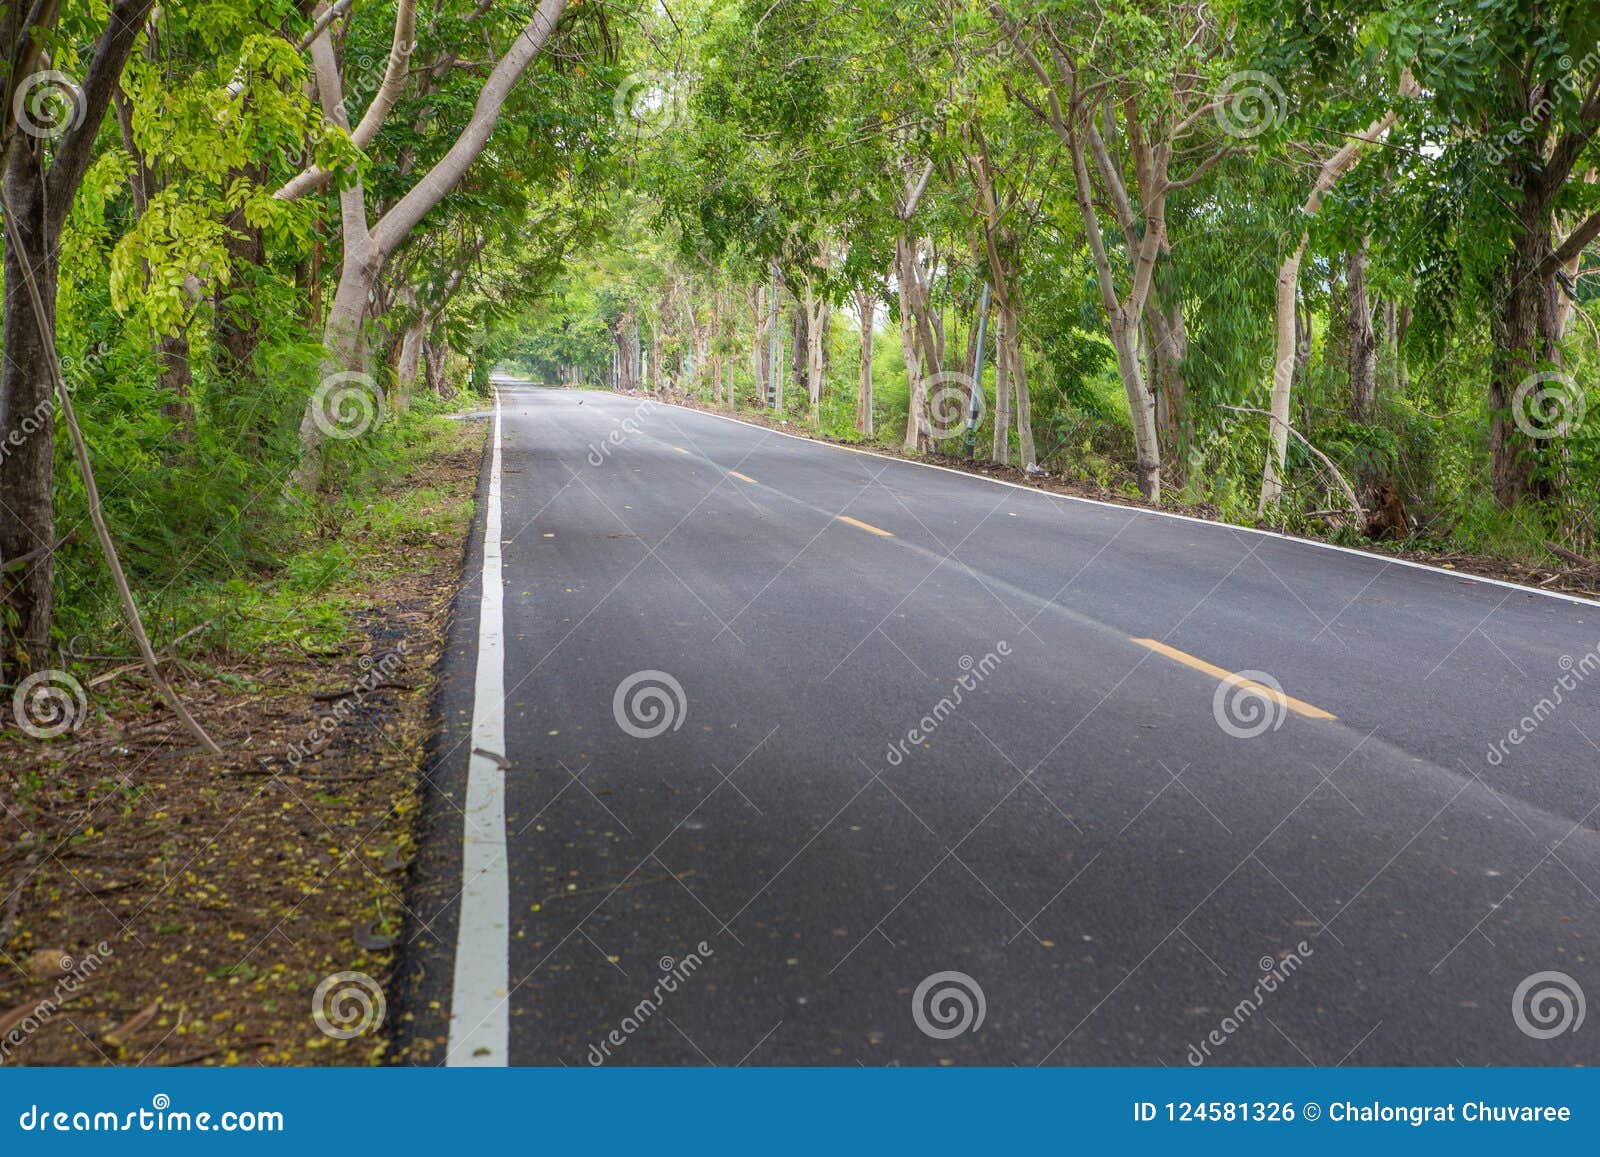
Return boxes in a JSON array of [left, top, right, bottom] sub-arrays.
[[1, 189, 222, 756], [1543, 539, 1597, 570], [1221, 405, 1365, 521], [309, 681, 415, 701]]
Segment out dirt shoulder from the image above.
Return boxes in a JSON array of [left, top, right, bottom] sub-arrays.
[[0, 416, 486, 1067], [635, 390, 1600, 605]]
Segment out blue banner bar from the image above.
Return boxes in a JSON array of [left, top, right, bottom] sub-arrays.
[[3, 1069, 1593, 1153]]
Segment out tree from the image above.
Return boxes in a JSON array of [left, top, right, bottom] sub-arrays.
[[1, 0, 159, 674], [998, 1, 1233, 501], [284, 0, 572, 490]]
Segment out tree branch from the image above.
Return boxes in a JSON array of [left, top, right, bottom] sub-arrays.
[[371, 0, 568, 256], [1550, 207, 1600, 270], [293, 0, 354, 52], [45, 0, 158, 231]]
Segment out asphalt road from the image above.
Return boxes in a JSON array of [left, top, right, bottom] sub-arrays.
[[400, 382, 1600, 1067]]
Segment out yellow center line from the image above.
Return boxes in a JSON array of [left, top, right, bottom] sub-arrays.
[[835, 515, 894, 538], [727, 470, 757, 484], [672, 446, 690, 455], [1130, 638, 1338, 721]]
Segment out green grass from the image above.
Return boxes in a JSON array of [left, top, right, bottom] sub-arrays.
[[66, 403, 481, 666]]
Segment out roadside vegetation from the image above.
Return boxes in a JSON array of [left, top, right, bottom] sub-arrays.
[[1, 0, 1598, 1064], [512, 2, 1600, 592], [4, 3, 1598, 717], [0, 416, 481, 1064]]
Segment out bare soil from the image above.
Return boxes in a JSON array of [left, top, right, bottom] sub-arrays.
[[0, 419, 486, 1066]]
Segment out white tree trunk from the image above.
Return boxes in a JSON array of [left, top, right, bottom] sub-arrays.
[[855, 289, 874, 436], [290, 0, 569, 492], [1064, 120, 1160, 499], [897, 236, 933, 452], [1005, 303, 1037, 469], [805, 287, 827, 420], [1257, 82, 1412, 511], [992, 308, 1010, 464], [395, 317, 425, 411], [1259, 236, 1306, 511]]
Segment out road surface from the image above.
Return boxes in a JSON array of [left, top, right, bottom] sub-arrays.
[[400, 383, 1600, 1067]]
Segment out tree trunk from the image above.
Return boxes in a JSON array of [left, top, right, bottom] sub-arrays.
[[855, 289, 874, 436], [1147, 278, 1190, 484], [897, 235, 938, 452], [1490, 208, 1562, 508], [216, 166, 268, 396], [769, 268, 783, 412], [0, 0, 161, 675], [1257, 94, 1409, 511], [0, 159, 57, 674], [1110, 316, 1160, 499], [613, 312, 639, 391], [395, 317, 426, 412], [749, 284, 768, 406], [992, 308, 1011, 465], [157, 331, 196, 451], [1394, 305, 1411, 393], [291, 238, 381, 492], [1062, 117, 1161, 500], [804, 286, 827, 422], [1324, 251, 1349, 392], [1004, 302, 1036, 470], [1260, 237, 1307, 511], [424, 337, 451, 397], [1349, 240, 1377, 421], [290, 0, 569, 490]]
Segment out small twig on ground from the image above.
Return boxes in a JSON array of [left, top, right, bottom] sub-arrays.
[[86, 618, 222, 689], [309, 682, 415, 701]]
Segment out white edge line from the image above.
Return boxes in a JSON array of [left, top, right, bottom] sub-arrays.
[[558, 389, 1599, 612], [446, 389, 511, 1066]]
